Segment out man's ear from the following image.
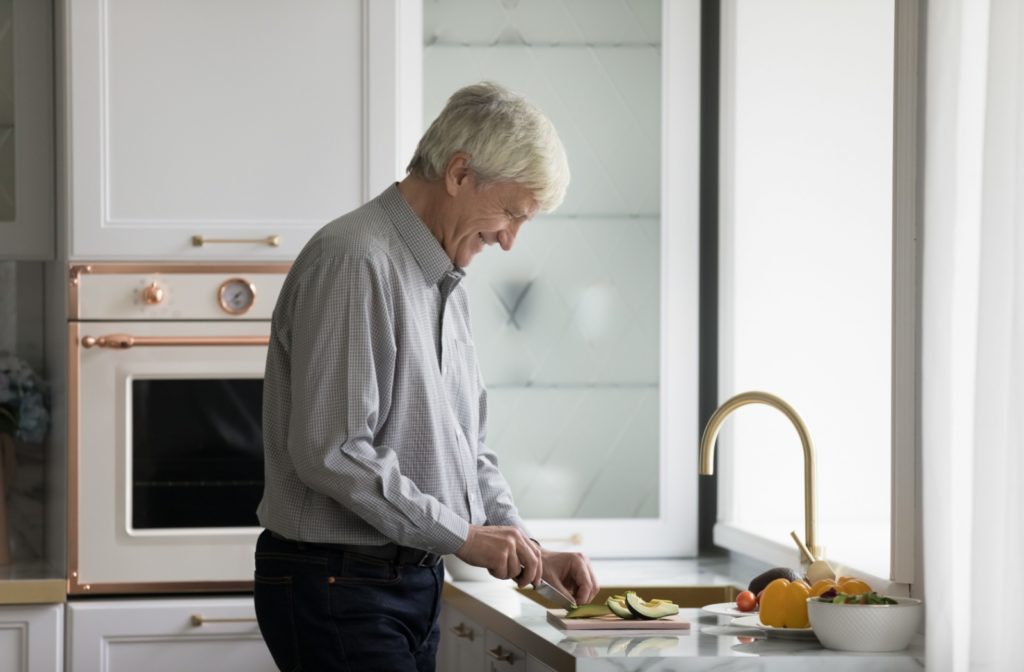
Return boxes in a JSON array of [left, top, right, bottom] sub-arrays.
[[444, 153, 472, 196]]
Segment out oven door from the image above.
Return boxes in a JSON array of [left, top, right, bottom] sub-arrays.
[[71, 320, 270, 593]]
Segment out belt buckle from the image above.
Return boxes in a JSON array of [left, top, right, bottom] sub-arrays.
[[416, 550, 437, 567]]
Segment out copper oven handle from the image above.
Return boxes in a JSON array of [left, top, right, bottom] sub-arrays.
[[81, 334, 269, 349], [192, 234, 280, 247], [190, 614, 258, 627]]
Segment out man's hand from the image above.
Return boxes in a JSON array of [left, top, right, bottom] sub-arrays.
[[455, 525, 542, 588], [539, 550, 599, 606]]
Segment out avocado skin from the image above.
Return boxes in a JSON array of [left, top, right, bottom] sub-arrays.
[[747, 567, 800, 595]]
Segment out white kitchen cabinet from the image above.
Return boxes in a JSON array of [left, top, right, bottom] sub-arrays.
[[60, 0, 422, 261], [0, 0, 55, 260], [0, 603, 63, 672], [66, 596, 276, 672], [440, 603, 486, 671], [484, 629, 526, 672]]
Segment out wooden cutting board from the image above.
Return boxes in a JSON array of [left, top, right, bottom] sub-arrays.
[[547, 609, 691, 631]]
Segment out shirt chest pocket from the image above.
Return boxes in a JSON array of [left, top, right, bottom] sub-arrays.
[[441, 338, 480, 432]]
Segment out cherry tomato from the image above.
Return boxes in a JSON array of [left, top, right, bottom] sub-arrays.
[[736, 590, 757, 612], [756, 589, 764, 607]]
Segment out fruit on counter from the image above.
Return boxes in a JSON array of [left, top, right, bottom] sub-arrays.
[[605, 595, 635, 619], [565, 604, 613, 619], [747, 567, 801, 595], [624, 591, 680, 620], [758, 577, 811, 628], [566, 592, 678, 620], [735, 590, 758, 612], [808, 576, 873, 598]]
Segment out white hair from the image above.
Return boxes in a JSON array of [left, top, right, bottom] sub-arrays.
[[406, 82, 570, 212]]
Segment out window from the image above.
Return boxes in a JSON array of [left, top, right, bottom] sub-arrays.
[[716, 0, 898, 580]]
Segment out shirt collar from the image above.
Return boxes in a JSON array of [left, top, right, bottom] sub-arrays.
[[378, 183, 462, 288]]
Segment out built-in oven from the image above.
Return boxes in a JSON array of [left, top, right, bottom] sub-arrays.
[[67, 263, 289, 594]]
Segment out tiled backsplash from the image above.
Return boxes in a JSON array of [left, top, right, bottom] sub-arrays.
[[425, 0, 662, 520]]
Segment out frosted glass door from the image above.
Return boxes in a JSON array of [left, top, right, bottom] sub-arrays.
[[422, 0, 700, 556]]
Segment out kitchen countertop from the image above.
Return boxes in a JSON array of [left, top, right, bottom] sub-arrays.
[[0, 561, 66, 605], [443, 554, 925, 671]]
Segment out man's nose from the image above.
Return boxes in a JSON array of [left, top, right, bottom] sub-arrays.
[[499, 222, 521, 251]]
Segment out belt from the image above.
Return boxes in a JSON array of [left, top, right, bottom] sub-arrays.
[[269, 532, 442, 567]]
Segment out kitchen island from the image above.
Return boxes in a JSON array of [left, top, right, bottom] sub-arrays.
[[441, 556, 925, 671]]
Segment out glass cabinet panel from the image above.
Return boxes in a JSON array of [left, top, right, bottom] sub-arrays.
[[0, 0, 16, 222], [423, 0, 663, 522]]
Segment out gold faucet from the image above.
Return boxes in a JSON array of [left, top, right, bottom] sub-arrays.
[[698, 391, 822, 561]]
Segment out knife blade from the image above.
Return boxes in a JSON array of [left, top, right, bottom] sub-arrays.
[[534, 581, 577, 609]]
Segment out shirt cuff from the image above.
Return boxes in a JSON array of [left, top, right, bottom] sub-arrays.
[[428, 506, 471, 556]]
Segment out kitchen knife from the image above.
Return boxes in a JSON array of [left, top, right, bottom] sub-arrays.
[[534, 581, 577, 609]]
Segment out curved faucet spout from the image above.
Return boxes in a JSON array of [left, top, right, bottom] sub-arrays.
[[699, 391, 821, 561]]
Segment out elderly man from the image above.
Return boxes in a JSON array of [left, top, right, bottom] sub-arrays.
[[254, 82, 599, 671]]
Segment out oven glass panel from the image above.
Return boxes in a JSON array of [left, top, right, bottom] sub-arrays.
[[131, 378, 264, 529]]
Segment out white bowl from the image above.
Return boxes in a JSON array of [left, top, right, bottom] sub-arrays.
[[442, 555, 496, 582], [807, 596, 922, 652]]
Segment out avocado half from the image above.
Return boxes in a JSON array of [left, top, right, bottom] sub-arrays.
[[623, 591, 680, 620]]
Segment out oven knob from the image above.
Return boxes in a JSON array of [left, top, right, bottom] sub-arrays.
[[142, 283, 165, 305]]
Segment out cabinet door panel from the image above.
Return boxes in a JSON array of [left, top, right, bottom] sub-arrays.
[[63, 0, 419, 260], [0, 604, 63, 672]]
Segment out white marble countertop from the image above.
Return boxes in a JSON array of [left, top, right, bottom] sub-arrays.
[[443, 555, 925, 671]]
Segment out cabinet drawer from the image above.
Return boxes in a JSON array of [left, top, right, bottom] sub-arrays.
[[485, 629, 527, 672], [443, 604, 486, 671], [67, 597, 275, 672]]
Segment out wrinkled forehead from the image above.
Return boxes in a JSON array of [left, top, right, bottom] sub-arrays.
[[487, 180, 540, 217]]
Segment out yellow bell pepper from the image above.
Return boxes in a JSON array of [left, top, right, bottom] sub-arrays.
[[758, 578, 810, 628], [809, 577, 872, 597]]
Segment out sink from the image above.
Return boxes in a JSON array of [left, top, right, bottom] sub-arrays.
[[517, 585, 738, 609]]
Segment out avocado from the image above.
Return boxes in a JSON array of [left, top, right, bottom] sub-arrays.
[[565, 604, 613, 619], [747, 567, 801, 595], [605, 596, 635, 619], [623, 591, 680, 620]]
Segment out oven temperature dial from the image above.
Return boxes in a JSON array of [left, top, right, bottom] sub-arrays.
[[141, 282, 165, 305], [218, 278, 256, 315]]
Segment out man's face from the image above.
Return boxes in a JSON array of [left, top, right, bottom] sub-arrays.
[[446, 174, 539, 268]]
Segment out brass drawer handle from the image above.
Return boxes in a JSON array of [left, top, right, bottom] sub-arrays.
[[449, 623, 474, 640], [81, 334, 269, 349], [487, 645, 515, 664], [192, 235, 281, 247], [190, 614, 258, 627]]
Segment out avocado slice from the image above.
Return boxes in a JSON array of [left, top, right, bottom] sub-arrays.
[[565, 604, 613, 619], [624, 591, 680, 620], [605, 596, 635, 619]]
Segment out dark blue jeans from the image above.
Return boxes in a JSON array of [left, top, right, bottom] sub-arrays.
[[254, 529, 444, 672]]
